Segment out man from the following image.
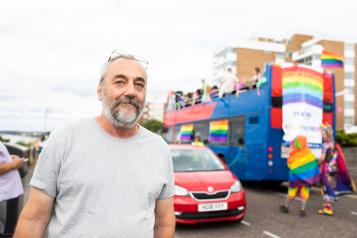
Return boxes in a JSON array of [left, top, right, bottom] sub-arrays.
[[0, 141, 24, 236], [14, 51, 176, 238], [219, 68, 238, 98]]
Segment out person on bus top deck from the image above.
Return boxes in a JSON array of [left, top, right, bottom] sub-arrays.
[[210, 85, 219, 99], [201, 78, 212, 103], [279, 135, 320, 217], [251, 67, 261, 85], [218, 68, 238, 98], [193, 89, 203, 105], [14, 51, 175, 238], [192, 133, 204, 147], [318, 124, 337, 216]]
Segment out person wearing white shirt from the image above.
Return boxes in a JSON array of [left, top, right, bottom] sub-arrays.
[[219, 68, 238, 98]]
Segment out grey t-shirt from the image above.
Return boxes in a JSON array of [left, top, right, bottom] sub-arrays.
[[30, 118, 174, 238]]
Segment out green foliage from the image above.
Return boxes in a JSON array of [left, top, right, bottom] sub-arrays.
[[142, 119, 163, 134], [336, 130, 357, 147], [16, 140, 32, 148], [0, 135, 10, 142]]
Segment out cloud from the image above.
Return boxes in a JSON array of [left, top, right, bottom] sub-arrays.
[[1, 0, 357, 130]]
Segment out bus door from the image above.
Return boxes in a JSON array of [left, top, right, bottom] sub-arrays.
[[244, 113, 265, 180]]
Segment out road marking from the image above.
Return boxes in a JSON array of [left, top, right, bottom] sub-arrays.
[[241, 220, 251, 226], [263, 231, 281, 238], [351, 211, 357, 216]]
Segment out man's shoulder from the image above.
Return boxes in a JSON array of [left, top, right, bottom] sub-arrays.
[[139, 126, 168, 147], [49, 118, 94, 139]]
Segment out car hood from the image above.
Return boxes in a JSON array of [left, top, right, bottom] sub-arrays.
[[174, 170, 237, 191]]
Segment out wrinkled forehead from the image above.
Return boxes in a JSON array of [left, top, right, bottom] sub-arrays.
[[106, 58, 147, 81]]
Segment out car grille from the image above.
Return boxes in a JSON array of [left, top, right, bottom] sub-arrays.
[[176, 209, 243, 220], [191, 191, 229, 200]]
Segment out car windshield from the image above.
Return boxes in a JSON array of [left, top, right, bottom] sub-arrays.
[[171, 148, 225, 172]]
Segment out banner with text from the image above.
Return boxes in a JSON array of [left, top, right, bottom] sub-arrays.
[[282, 65, 323, 158]]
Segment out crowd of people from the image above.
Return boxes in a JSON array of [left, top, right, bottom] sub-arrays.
[[183, 123, 354, 218], [279, 124, 355, 217], [167, 67, 267, 111]]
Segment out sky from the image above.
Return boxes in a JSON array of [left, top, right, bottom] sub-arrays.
[[1, 0, 357, 131]]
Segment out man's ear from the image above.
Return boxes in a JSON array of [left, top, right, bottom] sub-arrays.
[[97, 83, 103, 101]]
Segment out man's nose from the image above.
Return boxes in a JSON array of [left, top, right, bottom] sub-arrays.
[[124, 81, 137, 96]]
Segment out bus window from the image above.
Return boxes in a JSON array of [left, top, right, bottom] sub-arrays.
[[193, 121, 209, 144], [174, 125, 181, 143], [229, 116, 245, 146], [208, 119, 229, 145]]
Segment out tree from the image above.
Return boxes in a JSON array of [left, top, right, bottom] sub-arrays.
[[142, 119, 163, 134], [0, 135, 10, 142]]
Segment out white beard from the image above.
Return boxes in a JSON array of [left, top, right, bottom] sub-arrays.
[[102, 97, 144, 129]]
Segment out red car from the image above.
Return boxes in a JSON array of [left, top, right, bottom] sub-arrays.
[[171, 144, 246, 224]]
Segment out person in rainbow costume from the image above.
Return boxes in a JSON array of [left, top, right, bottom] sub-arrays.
[[318, 124, 337, 216], [280, 135, 320, 217]]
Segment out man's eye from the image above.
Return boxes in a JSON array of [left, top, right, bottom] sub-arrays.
[[115, 81, 125, 85], [135, 83, 145, 89]]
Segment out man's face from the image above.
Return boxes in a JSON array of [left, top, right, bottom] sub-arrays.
[[98, 58, 147, 129]]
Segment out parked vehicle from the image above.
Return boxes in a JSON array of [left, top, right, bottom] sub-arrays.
[[171, 144, 246, 224]]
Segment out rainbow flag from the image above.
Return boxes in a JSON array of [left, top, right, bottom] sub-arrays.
[[209, 120, 228, 142], [335, 144, 356, 194], [282, 67, 324, 109], [321, 50, 344, 68], [180, 124, 194, 142], [282, 66, 324, 157], [288, 147, 320, 187]]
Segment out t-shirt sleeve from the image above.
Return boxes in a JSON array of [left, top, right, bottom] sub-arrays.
[[158, 146, 175, 200], [30, 130, 66, 198]]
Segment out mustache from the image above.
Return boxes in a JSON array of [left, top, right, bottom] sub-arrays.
[[112, 96, 143, 111]]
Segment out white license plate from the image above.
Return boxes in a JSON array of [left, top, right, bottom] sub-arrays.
[[198, 202, 228, 212]]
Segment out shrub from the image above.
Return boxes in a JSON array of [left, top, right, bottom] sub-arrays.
[[336, 130, 357, 147]]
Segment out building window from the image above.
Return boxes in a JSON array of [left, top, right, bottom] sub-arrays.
[[345, 72, 354, 79], [344, 116, 355, 126], [345, 43, 355, 52], [344, 101, 354, 109], [296, 55, 312, 66], [313, 54, 320, 60], [345, 87, 354, 95], [344, 57, 355, 65], [344, 79, 355, 87]]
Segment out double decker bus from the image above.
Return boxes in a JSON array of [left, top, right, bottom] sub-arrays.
[[163, 64, 336, 182]]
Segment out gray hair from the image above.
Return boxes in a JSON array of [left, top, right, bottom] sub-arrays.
[[99, 54, 136, 86]]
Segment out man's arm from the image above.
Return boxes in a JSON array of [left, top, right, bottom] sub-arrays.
[[154, 198, 175, 238], [0, 156, 23, 175], [14, 187, 54, 238]]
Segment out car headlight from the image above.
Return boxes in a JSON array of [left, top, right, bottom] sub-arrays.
[[175, 185, 189, 196], [230, 181, 241, 193]]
